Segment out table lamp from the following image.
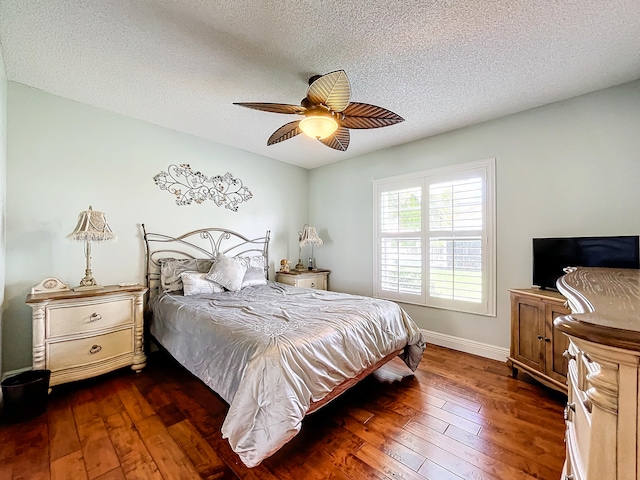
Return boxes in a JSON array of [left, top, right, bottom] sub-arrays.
[[299, 225, 323, 270], [68, 206, 117, 291]]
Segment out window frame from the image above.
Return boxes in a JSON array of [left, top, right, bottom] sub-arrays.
[[373, 158, 496, 316]]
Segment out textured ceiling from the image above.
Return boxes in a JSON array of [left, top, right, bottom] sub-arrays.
[[1, 1, 639, 169]]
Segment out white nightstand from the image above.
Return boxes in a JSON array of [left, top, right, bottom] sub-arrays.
[[275, 269, 330, 291], [26, 284, 148, 388]]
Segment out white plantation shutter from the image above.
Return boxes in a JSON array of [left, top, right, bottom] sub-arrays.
[[374, 159, 495, 316], [428, 177, 483, 304], [379, 185, 422, 296]]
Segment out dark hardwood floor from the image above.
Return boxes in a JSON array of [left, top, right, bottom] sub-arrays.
[[0, 344, 566, 479]]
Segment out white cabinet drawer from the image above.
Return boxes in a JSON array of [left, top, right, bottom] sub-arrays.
[[565, 425, 584, 480], [566, 380, 590, 480], [48, 328, 134, 371], [296, 277, 325, 289], [276, 274, 296, 286], [276, 271, 329, 291], [47, 297, 133, 337]]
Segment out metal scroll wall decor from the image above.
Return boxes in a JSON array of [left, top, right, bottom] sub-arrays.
[[153, 164, 253, 211]]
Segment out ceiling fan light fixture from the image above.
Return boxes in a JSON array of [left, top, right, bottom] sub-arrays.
[[299, 115, 338, 139]]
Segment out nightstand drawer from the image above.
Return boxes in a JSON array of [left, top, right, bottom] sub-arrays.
[[48, 328, 134, 371], [276, 270, 330, 291], [297, 277, 324, 289], [47, 297, 133, 337], [276, 274, 296, 286]]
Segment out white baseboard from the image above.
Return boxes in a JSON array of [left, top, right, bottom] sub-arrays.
[[421, 329, 509, 362]]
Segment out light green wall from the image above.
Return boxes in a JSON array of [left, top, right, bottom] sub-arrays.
[[3, 83, 309, 371], [309, 80, 640, 349], [0, 45, 6, 379], [4, 79, 640, 369]]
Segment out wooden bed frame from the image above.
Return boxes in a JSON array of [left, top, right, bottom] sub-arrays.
[[141, 224, 408, 414]]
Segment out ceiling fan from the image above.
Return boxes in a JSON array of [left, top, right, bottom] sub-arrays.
[[234, 70, 404, 151]]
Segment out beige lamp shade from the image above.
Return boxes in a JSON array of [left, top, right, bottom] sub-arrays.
[[69, 206, 117, 242], [299, 225, 323, 247]]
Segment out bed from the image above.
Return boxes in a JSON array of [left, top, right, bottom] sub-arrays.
[[142, 225, 426, 467]]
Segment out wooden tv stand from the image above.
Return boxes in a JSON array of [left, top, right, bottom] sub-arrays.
[[507, 288, 570, 393]]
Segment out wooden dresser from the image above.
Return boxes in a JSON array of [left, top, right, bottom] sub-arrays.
[[555, 267, 640, 480], [26, 284, 147, 388]]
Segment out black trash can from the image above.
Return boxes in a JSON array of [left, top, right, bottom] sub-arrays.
[[1, 369, 51, 423]]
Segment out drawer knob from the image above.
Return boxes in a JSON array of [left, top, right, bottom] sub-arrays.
[[563, 402, 575, 421], [89, 313, 102, 322], [544, 337, 550, 342], [562, 350, 576, 361], [537, 335, 543, 340], [310, 282, 316, 288], [89, 344, 102, 355]]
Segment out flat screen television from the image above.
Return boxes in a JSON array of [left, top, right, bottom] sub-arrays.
[[532, 235, 640, 290]]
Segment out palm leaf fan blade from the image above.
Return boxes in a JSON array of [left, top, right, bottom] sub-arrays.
[[306, 70, 351, 112], [267, 121, 303, 145], [234, 102, 306, 115], [340, 102, 404, 129], [318, 127, 350, 151]]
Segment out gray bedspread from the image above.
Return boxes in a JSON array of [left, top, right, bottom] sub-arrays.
[[150, 281, 425, 467]]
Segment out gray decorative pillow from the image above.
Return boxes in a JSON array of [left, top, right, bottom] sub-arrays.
[[241, 255, 267, 288], [159, 258, 213, 292], [180, 271, 224, 295], [205, 253, 248, 292]]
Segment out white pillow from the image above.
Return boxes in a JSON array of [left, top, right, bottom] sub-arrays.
[[180, 271, 224, 296], [205, 253, 248, 292], [242, 255, 267, 288], [158, 258, 214, 292]]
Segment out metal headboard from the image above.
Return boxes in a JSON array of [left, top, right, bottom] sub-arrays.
[[141, 224, 271, 299]]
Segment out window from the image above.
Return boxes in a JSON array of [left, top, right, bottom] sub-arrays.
[[374, 158, 496, 316]]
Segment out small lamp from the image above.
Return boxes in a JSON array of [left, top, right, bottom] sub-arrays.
[[68, 206, 117, 291], [299, 225, 323, 270]]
